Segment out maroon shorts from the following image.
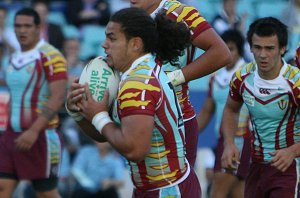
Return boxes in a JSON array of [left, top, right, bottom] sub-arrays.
[[132, 168, 202, 198], [245, 161, 300, 198], [214, 134, 251, 179], [184, 117, 198, 167], [0, 128, 62, 180]]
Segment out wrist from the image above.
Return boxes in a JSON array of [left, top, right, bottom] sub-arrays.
[[167, 69, 185, 86], [289, 143, 300, 158], [65, 102, 84, 121], [92, 111, 113, 134], [224, 136, 235, 145]]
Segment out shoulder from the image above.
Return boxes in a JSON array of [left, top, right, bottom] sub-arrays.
[[229, 62, 255, 90], [232, 62, 255, 81], [163, 0, 200, 20], [39, 42, 66, 62], [282, 64, 300, 83]]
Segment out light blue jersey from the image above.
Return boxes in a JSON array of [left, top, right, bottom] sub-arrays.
[[5, 40, 67, 132], [229, 61, 300, 162], [111, 54, 187, 191]]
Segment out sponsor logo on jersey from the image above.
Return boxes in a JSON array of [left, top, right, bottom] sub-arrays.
[[243, 94, 255, 106]]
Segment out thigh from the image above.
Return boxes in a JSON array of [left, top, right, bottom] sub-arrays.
[[213, 136, 223, 173], [267, 160, 299, 198], [210, 172, 238, 198], [183, 118, 198, 167], [0, 131, 16, 175], [133, 169, 201, 198], [245, 163, 264, 198], [15, 129, 62, 180], [236, 136, 251, 180]]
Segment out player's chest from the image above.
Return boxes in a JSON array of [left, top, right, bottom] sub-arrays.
[[243, 90, 291, 120]]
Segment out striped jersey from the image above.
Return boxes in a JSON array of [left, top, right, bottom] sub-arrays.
[[5, 40, 67, 132], [112, 53, 188, 190], [152, 0, 211, 121], [229, 61, 300, 162]]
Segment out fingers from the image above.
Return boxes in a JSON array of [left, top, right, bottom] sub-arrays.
[[270, 159, 288, 172], [222, 149, 240, 170], [103, 89, 110, 104], [14, 139, 30, 151], [269, 151, 291, 172], [83, 83, 92, 101], [67, 86, 85, 110]]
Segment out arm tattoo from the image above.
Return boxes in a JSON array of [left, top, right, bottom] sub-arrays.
[[40, 106, 56, 120]]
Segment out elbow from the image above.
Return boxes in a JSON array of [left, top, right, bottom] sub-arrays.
[[223, 48, 233, 66]]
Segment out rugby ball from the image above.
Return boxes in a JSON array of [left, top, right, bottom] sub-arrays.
[[79, 56, 120, 107]]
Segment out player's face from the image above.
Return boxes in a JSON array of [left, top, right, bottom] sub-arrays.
[[226, 41, 240, 70], [251, 33, 285, 80], [14, 15, 40, 52], [102, 22, 136, 72], [130, 0, 161, 14]]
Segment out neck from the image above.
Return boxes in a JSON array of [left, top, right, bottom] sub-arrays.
[[147, 0, 163, 14], [21, 39, 40, 52]]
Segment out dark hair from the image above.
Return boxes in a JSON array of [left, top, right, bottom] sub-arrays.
[[247, 17, 288, 49], [15, 8, 41, 25], [221, 29, 245, 57], [110, 7, 191, 65]]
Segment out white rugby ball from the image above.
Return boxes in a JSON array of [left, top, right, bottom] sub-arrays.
[[79, 56, 120, 107]]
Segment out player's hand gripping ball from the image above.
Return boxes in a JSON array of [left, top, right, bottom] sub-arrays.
[[79, 56, 120, 107]]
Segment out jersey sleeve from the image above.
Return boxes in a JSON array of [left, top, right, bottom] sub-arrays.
[[229, 69, 244, 102], [42, 48, 68, 82], [118, 78, 161, 118], [165, 5, 211, 40]]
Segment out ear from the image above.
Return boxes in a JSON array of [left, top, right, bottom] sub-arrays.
[[129, 37, 143, 52], [280, 46, 286, 56]]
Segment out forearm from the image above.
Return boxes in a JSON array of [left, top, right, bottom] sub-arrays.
[[30, 95, 65, 134], [197, 111, 213, 133], [197, 98, 215, 132], [76, 118, 107, 142], [183, 47, 230, 82], [30, 79, 67, 134], [101, 124, 143, 162], [221, 106, 239, 145]]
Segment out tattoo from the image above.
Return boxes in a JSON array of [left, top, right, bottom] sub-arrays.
[[40, 106, 56, 120]]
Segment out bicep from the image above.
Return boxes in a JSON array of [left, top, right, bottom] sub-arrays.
[[192, 28, 225, 51], [121, 114, 154, 156], [49, 79, 67, 100]]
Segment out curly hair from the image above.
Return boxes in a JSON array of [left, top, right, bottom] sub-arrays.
[[110, 7, 191, 66]]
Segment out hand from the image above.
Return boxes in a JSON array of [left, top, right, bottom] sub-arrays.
[[66, 78, 85, 112], [269, 148, 295, 172], [77, 84, 110, 122], [221, 141, 240, 171], [14, 129, 39, 151]]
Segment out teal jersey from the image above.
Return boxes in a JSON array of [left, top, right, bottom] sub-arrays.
[[229, 61, 300, 162], [112, 54, 188, 190], [5, 40, 67, 132]]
